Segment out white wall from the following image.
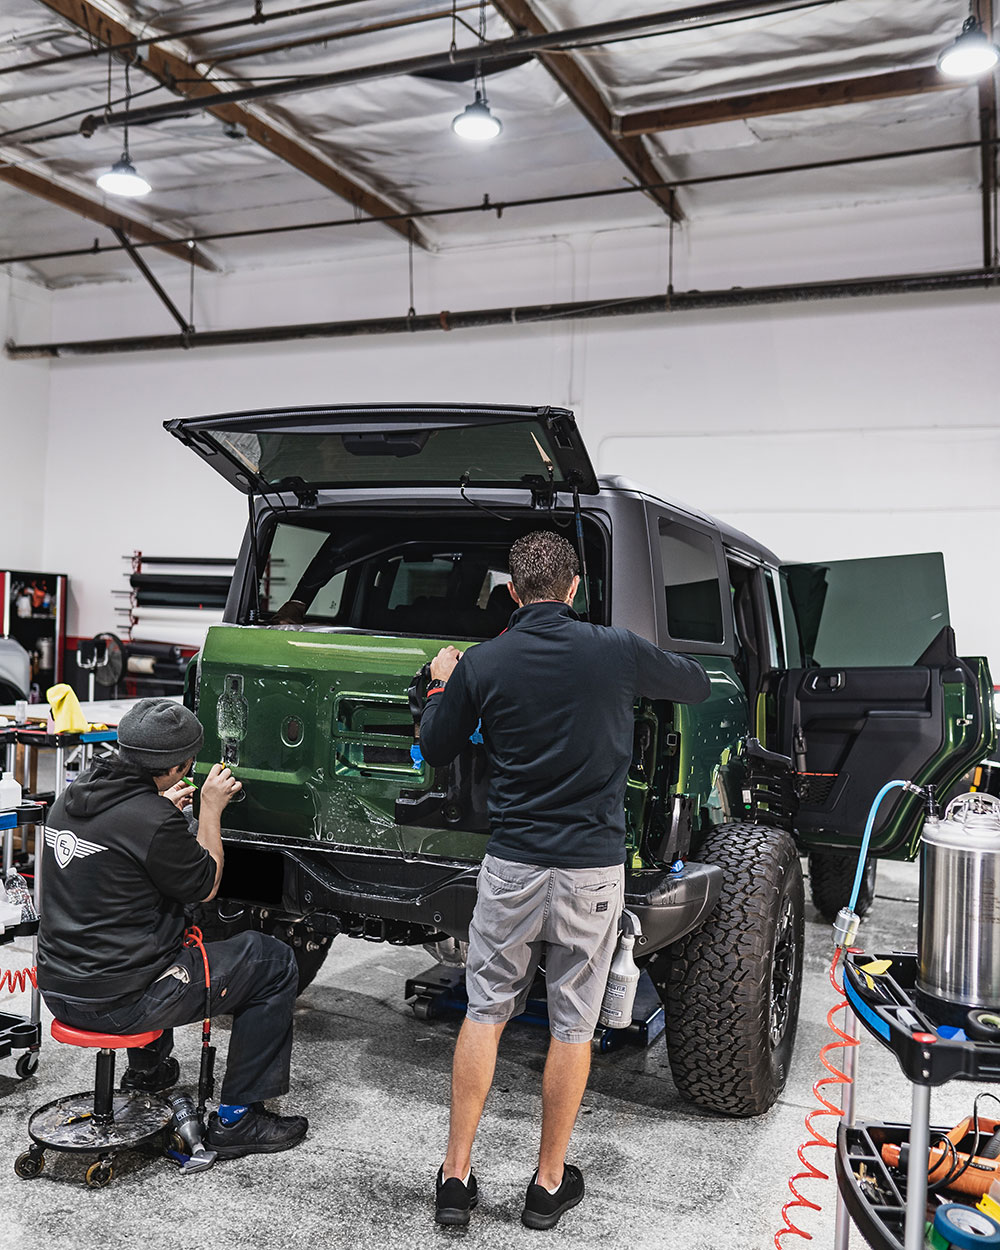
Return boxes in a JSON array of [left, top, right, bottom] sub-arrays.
[[21, 194, 1000, 673], [0, 273, 50, 569]]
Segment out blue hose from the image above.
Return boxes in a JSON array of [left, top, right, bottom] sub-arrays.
[[848, 779, 911, 911]]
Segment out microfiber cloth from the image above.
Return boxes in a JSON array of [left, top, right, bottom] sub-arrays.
[[46, 684, 89, 734]]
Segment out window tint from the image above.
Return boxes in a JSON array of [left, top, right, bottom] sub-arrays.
[[778, 573, 803, 668], [761, 569, 784, 669], [263, 524, 346, 617], [658, 521, 724, 644], [782, 553, 949, 667]]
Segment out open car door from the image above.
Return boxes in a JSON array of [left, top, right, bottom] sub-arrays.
[[778, 552, 995, 858]]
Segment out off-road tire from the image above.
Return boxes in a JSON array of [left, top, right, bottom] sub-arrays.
[[808, 851, 877, 921], [649, 823, 804, 1117], [190, 904, 332, 995]]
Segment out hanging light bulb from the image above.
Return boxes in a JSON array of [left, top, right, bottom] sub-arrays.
[[97, 151, 151, 197], [938, 16, 1000, 79], [452, 90, 502, 142]]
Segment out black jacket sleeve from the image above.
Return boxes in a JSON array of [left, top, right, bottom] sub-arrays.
[[146, 809, 216, 904], [418, 659, 482, 766], [630, 633, 711, 703]]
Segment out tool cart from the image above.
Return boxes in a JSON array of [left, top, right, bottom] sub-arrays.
[[836, 950, 1000, 1250], [0, 765, 46, 1079]]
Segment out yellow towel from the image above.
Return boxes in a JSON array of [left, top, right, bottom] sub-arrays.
[[46, 684, 89, 734]]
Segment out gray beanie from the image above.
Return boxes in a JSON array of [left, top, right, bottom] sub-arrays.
[[117, 699, 204, 771]]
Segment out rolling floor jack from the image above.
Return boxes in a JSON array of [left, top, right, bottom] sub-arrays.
[[404, 962, 666, 1052]]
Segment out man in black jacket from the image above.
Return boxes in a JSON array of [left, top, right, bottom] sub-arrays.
[[420, 530, 710, 1230], [37, 698, 308, 1158]]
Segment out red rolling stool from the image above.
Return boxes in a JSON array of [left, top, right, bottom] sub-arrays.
[[14, 1021, 175, 1187]]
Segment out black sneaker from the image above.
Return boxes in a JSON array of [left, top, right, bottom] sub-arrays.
[[521, 1164, 585, 1230], [120, 1056, 180, 1093], [204, 1104, 308, 1158], [435, 1167, 479, 1226]]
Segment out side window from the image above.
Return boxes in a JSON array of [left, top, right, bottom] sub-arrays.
[[778, 571, 804, 668], [760, 569, 784, 669], [658, 520, 725, 645], [261, 523, 345, 620]]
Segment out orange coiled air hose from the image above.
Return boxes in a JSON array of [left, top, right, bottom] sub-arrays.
[[0, 966, 37, 994], [774, 950, 859, 1246]]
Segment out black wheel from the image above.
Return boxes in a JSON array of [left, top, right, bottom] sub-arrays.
[[808, 850, 877, 921], [649, 822, 805, 1118], [85, 1160, 113, 1188], [282, 939, 331, 995], [15, 1051, 39, 1080], [14, 1150, 44, 1180]]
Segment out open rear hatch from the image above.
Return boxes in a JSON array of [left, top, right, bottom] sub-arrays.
[[165, 404, 599, 502]]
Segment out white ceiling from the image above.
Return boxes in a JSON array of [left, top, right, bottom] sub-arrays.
[[0, 0, 988, 287]]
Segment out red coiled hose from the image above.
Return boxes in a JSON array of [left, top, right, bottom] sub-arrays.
[[0, 966, 37, 994], [774, 950, 860, 1246]]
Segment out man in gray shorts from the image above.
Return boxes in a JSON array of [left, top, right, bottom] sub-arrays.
[[419, 529, 710, 1230]]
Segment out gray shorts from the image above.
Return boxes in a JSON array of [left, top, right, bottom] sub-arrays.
[[465, 853, 625, 1044]]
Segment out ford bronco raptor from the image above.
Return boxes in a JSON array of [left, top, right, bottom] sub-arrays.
[[167, 405, 994, 1117]]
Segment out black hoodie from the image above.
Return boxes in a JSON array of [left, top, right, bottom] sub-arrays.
[[37, 756, 215, 1000]]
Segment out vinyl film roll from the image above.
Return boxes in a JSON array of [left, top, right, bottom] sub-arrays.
[[127, 655, 156, 675], [131, 608, 223, 627]]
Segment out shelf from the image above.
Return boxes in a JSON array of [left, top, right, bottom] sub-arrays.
[[844, 951, 1000, 1086]]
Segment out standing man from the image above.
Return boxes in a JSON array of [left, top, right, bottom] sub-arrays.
[[37, 698, 308, 1157], [419, 530, 710, 1229]]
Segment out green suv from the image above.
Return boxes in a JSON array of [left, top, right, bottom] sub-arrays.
[[168, 405, 994, 1117]]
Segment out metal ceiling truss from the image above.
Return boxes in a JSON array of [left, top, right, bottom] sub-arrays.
[[32, 0, 431, 249]]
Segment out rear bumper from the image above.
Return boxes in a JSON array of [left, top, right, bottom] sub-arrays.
[[272, 840, 722, 954]]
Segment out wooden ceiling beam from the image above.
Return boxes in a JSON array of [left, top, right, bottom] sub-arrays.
[[619, 66, 957, 135], [0, 160, 218, 269], [490, 0, 684, 222], [33, 0, 430, 249]]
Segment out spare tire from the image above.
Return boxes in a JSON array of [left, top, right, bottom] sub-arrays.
[[808, 850, 877, 922], [648, 823, 804, 1118]]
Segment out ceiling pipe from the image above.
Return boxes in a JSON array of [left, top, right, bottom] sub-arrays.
[[7, 266, 998, 359], [81, 0, 836, 134], [6, 135, 995, 271], [1, 0, 375, 79]]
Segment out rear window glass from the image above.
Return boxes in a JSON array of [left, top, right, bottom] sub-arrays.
[[206, 421, 563, 489], [259, 516, 605, 639], [658, 521, 724, 645], [782, 553, 949, 667]]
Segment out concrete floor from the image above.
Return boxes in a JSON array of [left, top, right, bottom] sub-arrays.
[[0, 857, 995, 1250]]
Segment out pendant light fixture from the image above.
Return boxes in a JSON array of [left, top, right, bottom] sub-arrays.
[[96, 57, 151, 197], [451, 0, 502, 142], [938, 12, 1000, 79], [452, 91, 502, 141]]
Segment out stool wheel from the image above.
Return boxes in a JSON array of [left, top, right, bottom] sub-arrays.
[[14, 1148, 44, 1180], [85, 1159, 114, 1188], [16, 1052, 39, 1080]]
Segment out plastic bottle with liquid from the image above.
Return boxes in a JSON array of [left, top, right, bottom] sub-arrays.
[[598, 910, 642, 1030], [0, 772, 22, 812], [4, 870, 37, 923]]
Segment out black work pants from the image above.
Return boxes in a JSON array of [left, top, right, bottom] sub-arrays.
[[43, 932, 298, 1105]]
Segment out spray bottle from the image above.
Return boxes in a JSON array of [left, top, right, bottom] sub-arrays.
[[599, 909, 642, 1030]]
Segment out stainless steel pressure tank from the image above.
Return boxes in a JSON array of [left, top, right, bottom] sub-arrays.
[[918, 792, 1000, 1015]]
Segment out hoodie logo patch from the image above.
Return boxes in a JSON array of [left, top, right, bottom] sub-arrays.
[[44, 827, 108, 869]]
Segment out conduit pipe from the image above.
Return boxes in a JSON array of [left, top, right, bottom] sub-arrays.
[[7, 266, 999, 359], [82, 0, 836, 133]]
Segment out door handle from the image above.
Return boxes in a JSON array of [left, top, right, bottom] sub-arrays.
[[807, 671, 844, 693]]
